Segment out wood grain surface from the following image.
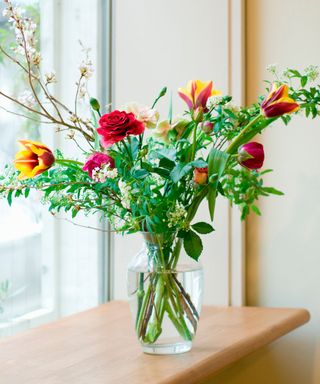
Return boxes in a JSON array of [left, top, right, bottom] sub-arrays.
[[0, 301, 310, 384]]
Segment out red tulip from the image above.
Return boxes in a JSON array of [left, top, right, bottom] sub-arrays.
[[238, 142, 264, 170], [194, 167, 208, 185], [261, 84, 299, 118]]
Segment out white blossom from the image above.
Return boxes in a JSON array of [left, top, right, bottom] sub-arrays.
[[224, 101, 241, 115], [266, 63, 278, 74], [92, 163, 118, 183], [305, 65, 319, 82], [18, 90, 36, 108], [44, 71, 56, 84], [167, 202, 187, 228], [206, 95, 224, 109], [118, 180, 132, 209], [79, 59, 94, 79]]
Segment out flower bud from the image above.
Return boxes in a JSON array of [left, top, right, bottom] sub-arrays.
[[194, 167, 208, 185], [159, 86, 167, 97], [199, 121, 214, 134], [192, 107, 204, 123], [238, 142, 264, 170], [90, 97, 101, 112]]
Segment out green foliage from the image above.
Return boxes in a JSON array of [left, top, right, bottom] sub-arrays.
[[207, 148, 230, 220], [221, 167, 284, 220], [191, 222, 214, 234], [183, 230, 203, 261]]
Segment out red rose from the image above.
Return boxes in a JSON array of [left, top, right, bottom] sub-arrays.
[[97, 110, 145, 148], [83, 152, 115, 178]]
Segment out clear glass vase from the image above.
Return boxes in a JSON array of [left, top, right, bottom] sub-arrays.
[[127, 232, 203, 355]]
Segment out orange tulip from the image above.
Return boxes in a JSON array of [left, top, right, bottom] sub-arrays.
[[178, 80, 220, 110], [193, 167, 208, 185], [14, 140, 55, 179], [261, 84, 299, 118]]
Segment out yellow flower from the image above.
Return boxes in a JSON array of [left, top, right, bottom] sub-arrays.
[[14, 140, 55, 179], [178, 80, 220, 110]]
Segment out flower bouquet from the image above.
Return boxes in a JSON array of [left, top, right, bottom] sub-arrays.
[[1, 1, 320, 354]]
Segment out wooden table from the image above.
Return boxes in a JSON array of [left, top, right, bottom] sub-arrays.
[[0, 301, 309, 384]]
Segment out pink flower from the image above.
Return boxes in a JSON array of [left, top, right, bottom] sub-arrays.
[[238, 142, 264, 170], [83, 152, 115, 178]]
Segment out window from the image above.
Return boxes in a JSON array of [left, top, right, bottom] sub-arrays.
[[0, 0, 111, 337]]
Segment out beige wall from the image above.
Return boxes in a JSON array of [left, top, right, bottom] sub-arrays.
[[209, 0, 320, 383]]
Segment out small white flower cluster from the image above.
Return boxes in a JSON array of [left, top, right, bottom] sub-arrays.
[[305, 65, 319, 82], [152, 174, 164, 187], [92, 163, 118, 183], [167, 202, 187, 228], [224, 101, 241, 115], [109, 209, 131, 231], [118, 180, 132, 209], [3, 3, 39, 62], [266, 63, 278, 75], [78, 85, 87, 99], [79, 59, 94, 79], [44, 71, 56, 84], [18, 90, 36, 108], [206, 95, 224, 109]]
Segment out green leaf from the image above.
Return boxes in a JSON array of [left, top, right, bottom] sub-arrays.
[[183, 230, 203, 261], [191, 222, 215, 234], [189, 159, 207, 168], [251, 205, 261, 216], [207, 148, 230, 220], [159, 157, 175, 170], [129, 137, 140, 159], [262, 187, 284, 195], [71, 208, 79, 218], [241, 205, 249, 220], [7, 190, 13, 206], [170, 163, 192, 183], [132, 169, 149, 179], [152, 148, 176, 162], [152, 167, 170, 179], [90, 109, 101, 151], [168, 91, 173, 123], [301, 76, 308, 87]]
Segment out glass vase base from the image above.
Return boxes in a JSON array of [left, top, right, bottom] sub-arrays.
[[141, 341, 192, 355]]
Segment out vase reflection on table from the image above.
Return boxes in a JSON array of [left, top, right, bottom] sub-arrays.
[[127, 232, 203, 355]]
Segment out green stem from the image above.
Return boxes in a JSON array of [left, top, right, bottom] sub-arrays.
[[122, 139, 133, 163], [226, 114, 263, 154], [135, 273, 145, 328], [136, 282, 151, 335], [55, 159, 84, 166], [170, 238, 182, 269], [144, 275, 165, 343], [190, 122, 199, 161], [186, 185, 209, 223]]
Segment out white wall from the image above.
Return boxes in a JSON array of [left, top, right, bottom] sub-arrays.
[[210, 0, 320, 383]]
